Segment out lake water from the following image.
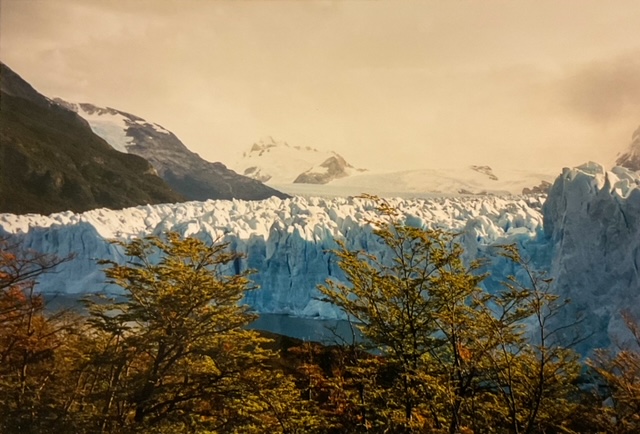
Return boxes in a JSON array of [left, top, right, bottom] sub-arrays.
[[44, 294, 359, 344], [247, 314, 361, 344]]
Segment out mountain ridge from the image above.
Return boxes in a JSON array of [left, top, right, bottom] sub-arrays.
[[0, 62, 184, 215], [56, 101, 289, 201]]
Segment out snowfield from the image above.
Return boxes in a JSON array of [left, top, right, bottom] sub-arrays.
[[1, 163, 638, 353], [271, 166, 559, 198]]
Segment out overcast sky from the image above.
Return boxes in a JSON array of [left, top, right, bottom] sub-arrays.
[[1, 0, 639, 172]]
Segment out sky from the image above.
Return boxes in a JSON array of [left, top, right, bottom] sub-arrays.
[[1, 0, 639, 172]]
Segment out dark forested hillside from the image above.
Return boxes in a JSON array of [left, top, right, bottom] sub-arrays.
[[0, 62, 183, 214]]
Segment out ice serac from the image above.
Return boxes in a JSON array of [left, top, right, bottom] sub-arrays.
[[543, 162, 640, 351]]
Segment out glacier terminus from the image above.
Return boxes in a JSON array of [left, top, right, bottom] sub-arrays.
[[1, 162, 638, 354]]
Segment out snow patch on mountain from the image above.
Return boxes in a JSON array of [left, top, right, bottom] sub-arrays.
[[232, 137, 364, 185], [76, 105, 134, 153], [54, 100, 156, 153]]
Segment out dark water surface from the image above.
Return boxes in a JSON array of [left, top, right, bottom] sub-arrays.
[[247, 313, 361, 344], [45, 294, 358, 344]]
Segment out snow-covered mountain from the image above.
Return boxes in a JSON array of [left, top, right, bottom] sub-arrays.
[[232, 138, 555, 196], [54, 100, 288, 201], [231, 137, 365, 185], [1, 162, 638, 354], [616, 125, 640, 171]]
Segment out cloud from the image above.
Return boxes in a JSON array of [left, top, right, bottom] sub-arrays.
[[2, 0, 639, 170], [559, 53, 640, 123]]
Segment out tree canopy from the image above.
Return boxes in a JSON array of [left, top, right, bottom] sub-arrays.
[[318, 197, 581, 433], [0, 214, 638, 434]]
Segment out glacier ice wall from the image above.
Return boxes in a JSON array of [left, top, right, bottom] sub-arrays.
[[543, 163, 640, 351], [0, 195, 544, 319]]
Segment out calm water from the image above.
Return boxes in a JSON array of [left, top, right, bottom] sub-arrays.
[[247, 314, 361, 344], [45, 294, 359, 344]]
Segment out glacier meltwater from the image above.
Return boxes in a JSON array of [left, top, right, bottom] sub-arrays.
[[1, 163, 638, 354]]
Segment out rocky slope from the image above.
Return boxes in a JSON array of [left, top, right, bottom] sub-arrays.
[[293, 154, 356, 184], [55, 101, 288, 201], [0, 62, 183, 215], [615, 125, 640, 171]]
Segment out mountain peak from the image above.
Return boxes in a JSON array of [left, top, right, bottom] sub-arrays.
[[234, 138, 362, 185], [294, 155, 353, 184], [250, 136, 284, 153], [247, 136, 324, 157]]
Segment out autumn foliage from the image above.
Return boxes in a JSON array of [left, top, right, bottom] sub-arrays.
[[0, 212, 638, 433]]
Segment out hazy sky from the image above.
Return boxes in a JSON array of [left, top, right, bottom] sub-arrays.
[[1, 0, 639, 172]]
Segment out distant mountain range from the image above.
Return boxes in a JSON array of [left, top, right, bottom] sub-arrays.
[[271, 166, 557, 198], [2, 61, 636, 216], [55, 101, 288, 202], [230, 138, 560, 197], [0, 62, 183, 214]]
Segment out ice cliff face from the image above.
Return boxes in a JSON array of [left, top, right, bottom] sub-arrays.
[[1, 162, 638, 353], [543, 162, 640, 351], [0, 195, 544, 317]]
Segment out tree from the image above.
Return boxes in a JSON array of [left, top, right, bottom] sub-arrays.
[[72, 232, 312, 433], [318, 197, 488, 432], [318, 196, 581, 434], [587, 311, 640, 433], [288, 334, 379, 433], [486, 245, 581, 434], [0, 237, 76, 434]]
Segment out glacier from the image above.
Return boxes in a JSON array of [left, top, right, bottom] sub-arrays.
[[543, 163, 640, 352], [0, 195, 545, 315], [1, 163, 638, 353]]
